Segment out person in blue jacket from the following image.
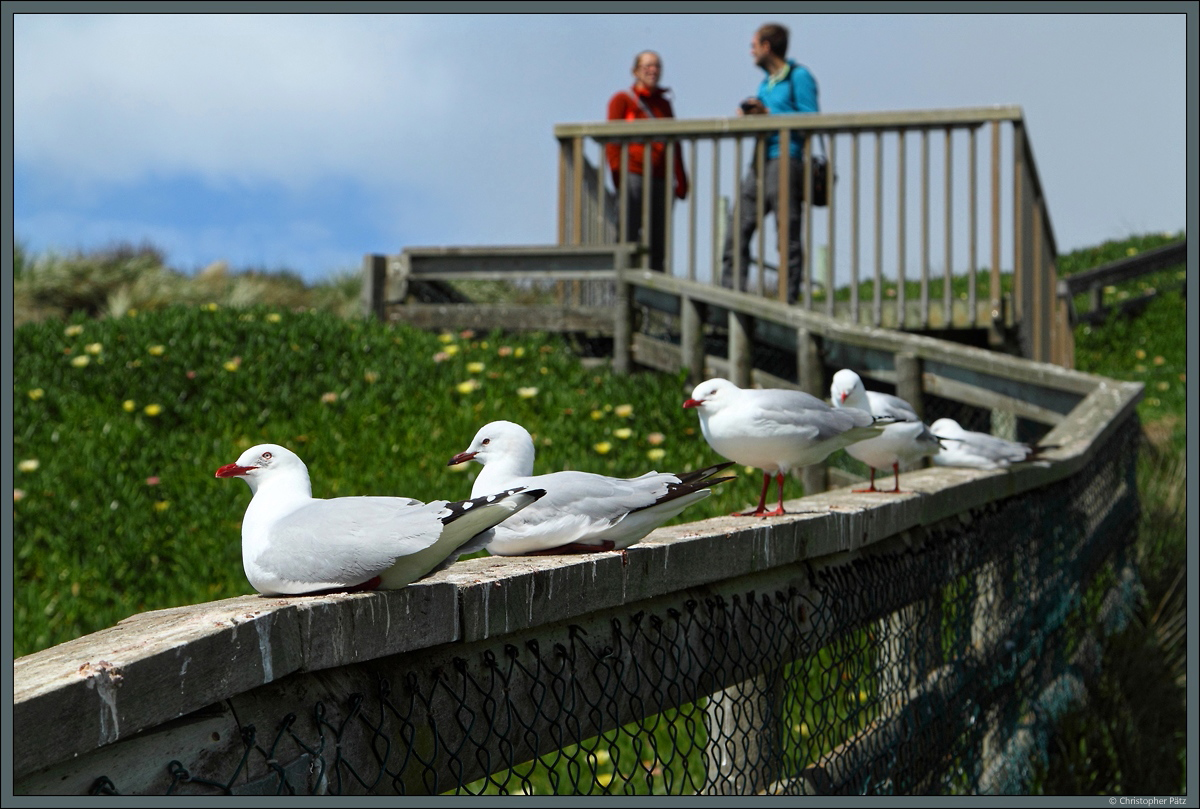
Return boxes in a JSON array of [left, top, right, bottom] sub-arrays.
[[720, 22, 819, 304]]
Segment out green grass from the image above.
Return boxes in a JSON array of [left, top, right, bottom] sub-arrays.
[[12, 304, 760, 657]]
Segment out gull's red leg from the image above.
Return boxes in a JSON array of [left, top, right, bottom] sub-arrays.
[[735, 471, 773, 516], [853, 468, 879, 493]]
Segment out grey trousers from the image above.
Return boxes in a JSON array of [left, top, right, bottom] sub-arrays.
[[623, 173, 670, 271], [720, 156, 805, 303]]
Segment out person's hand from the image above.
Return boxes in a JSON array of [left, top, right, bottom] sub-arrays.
[[738, 98, 766, 115], [675, 175, 689, 200]]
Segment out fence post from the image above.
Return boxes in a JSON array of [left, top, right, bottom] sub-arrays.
[[797, 326, 826, 496], [613, 255, 633, 375], [362, 254, 388, 321], [728, 311, 754, 388], [895, 352, 924, 421], [681, 296, 707, 386]]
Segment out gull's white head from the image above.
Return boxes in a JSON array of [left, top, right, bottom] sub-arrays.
[[215, 443, 307, 494], [683, 378, 739, 412], [448, 420, 536, 471], [830, 369, 867, 408]]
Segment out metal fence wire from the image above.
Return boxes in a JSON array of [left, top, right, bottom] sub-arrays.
[[86, 414, 1141, 797]]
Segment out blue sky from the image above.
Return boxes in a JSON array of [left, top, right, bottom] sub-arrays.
[[12, 11, 1190, 283]]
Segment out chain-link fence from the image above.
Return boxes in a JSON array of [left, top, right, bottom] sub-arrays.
[[68, 412, 1140, 796]]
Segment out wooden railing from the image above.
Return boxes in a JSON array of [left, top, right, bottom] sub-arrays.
[[555, 106, 1073, 367]]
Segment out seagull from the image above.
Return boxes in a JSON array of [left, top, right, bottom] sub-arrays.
[[216, 443, 545, 596], [929, 418, 1052, 469], [830, 369, 942, 493], [447, 420, 734, 555], [683, 377, 886, 517]]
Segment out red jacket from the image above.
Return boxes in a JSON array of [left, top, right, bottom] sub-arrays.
[[605, 85, 689, 199]]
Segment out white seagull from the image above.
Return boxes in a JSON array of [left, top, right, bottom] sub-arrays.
[[447, 420, 734, 555], [216, 443, 545, 596], [830, 369, 942, 493], [929, 418, 1052, 469], [683, 377, 886, 517]]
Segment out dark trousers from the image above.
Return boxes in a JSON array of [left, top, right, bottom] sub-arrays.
[[721, 156, 805, 303], [623, 173, 670, 271]]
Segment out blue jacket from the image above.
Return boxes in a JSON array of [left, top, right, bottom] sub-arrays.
[[758, 60, 819, 159]]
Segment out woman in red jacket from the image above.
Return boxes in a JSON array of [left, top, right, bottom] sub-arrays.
[[606, 51, 689, 272]]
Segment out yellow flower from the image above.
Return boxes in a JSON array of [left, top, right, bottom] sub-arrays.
[[18, 459, 39, 473], [517, 387, 539, 399], [1153, 355, 1165, 366], [647, 432, 665, 446], [591, 749, 611, 765], [320, 392, 339, 404], [1135, 349, 1146, 359], [144, 404, 163, 417], [456, 379, 479, 394], [467, 361, 485, 374], [266, 312, 282, 323], [126, 308, 138, 317], [614, 404, 634, 418], [596, 773, 613, 787], [539, 366, 549, 375], [122, 400, 136, 412], [363, 371, 379, 384], [154, 501, 171, 512], [480, 340, 489, 349], [613, 427, 633, 440], [593, 442, 612, 455], [28, 388, 44, 401], [514, 347, 526, 358], [1125, 246, 1137, 256], [223, 358, 241, 372], [70, 355, 90, 368], [744, 466, 757, 475], [64, 324, 84, 337], [1157, 381, 1169, 391], [799, 722, 810, 738], [590, 409, 604, 420], [203, 302, 219, 311], [438, 332, 455, 344], [84, 342, 102, 354], [646, 448, 666, 461], [444, 344, 460, 357], [148, 345, 166, 356]]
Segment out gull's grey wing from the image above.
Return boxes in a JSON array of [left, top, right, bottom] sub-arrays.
[[255, 496, 447, 586], [866, 390, 920, 423]]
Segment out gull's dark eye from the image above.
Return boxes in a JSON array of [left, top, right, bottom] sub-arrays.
[[482, 438, 490, 446], [262, 451, 273, 460]]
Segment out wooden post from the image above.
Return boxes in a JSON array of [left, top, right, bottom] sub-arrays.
[[797, 327, 826, 496], [728, 310, 753, 389], [361, 254, 388, 321], [681, 296, 707, 386], [895, 352, 924, 421], [704, 665, 783, 794], [613, 247, 633, 375]]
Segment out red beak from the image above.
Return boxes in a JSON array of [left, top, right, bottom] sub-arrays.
[[682, 398, 703, 409], [447, 451, 478, 466], [215, 463, 255, 478]]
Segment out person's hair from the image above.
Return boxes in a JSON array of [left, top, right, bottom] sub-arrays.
[[756, 23, 789, 58], [632, 50, 661, 72]]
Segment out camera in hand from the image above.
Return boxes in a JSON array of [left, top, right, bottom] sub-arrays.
[[740, 98, 760, 114]]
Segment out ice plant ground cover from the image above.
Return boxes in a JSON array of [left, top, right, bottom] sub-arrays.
[[13, 305, 751, 656]]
